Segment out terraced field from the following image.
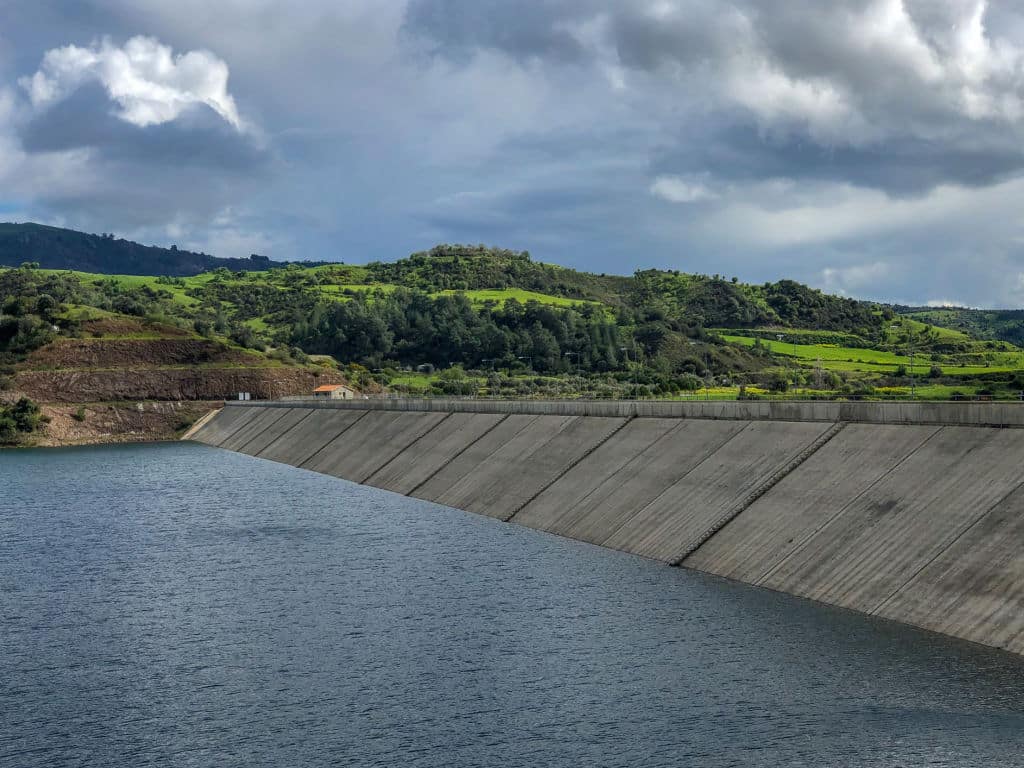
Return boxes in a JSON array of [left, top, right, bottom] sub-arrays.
[[722, 334, 1024, 375]]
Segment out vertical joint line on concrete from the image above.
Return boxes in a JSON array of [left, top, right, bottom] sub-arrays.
[[254, 409, 315, 457], [753, 424, 946, 587], [210, 404, 270, 447], [504, 415, 636, 523], [358, 412, 455, 485], [670, 421, 849, 567], [405, 414, 512, 498], [595, 420, 757, 549], [869, 473, 1024, 617], [233, 407, 298, 455], [297, 410, 372, 469]]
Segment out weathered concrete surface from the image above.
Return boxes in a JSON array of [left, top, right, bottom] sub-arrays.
[[305, 411, 449, 484], [411, 414, 539, 503], [682, 424, 941, 583], [366, 413, 507, 495], [218, 407, 296, 453], [431, 416, 627, 521], [236, 407, 313, 457], [758, 427, 1024, 615], [602, 421, 832, 562], [511, 417, 680, 531], [259, 409, 367, 467], [873, 483, 1024, 654], [187, 405, 250, 446], [518, 420, 745, 544], [187, 401, 1024, 656]]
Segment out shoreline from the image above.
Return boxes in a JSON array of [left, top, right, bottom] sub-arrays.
[[2, 400, 220, 449]]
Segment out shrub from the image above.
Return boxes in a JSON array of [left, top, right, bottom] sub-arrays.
[[72, 406, 86, 422]]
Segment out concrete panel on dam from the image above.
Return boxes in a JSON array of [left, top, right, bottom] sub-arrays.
[[365, 412, 507, 495], [236, 408, 313, 457], [538, 420, 748, 546], [602, 421, 833, 562], [872, 483, 1024, 654], [304, 411, 449, 484], [218, 407, 296, 453], [682, 424, 941, 584], [511, 417, 681, 532], [759, 426, 1024, 615], [257, 409, 367, 467], [188, 405, 253, 447], [430, 416, 628, 521]]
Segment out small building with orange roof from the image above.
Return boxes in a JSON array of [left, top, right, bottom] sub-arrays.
[[313, 383, 355, 400]]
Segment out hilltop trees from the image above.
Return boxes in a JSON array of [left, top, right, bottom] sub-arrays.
[[288, 289, 625, 373]]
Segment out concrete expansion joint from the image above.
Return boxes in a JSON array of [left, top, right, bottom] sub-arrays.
[[504, 415, 636, 523], [669, 421, 849, 567]]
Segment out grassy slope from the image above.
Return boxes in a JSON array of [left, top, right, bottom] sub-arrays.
[[15, 257, 1024, 400]]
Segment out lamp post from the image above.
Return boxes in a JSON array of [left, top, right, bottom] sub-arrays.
[[704, 348, 711, 401], [890, 324, 915, 400], [619, 344, 640, 400], [618, 346, 634, 399]]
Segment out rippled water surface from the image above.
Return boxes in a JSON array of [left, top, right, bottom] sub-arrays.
[[3, 442, 1024, 767]]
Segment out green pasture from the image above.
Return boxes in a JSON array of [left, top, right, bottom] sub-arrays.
[[724, 333, 1024, 374]]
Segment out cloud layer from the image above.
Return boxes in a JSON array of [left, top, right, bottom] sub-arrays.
[[2, 1, 1024, 308]]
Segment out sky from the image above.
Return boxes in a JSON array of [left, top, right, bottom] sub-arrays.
[[3, 1, 1024, 307]]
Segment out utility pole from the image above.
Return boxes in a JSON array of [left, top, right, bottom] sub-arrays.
[[619, 345, 634, 400], [564, 352, 580, 399], [481, 358, 495, 398], [704, 348, 711, 401], [910, 341, 916, 400]]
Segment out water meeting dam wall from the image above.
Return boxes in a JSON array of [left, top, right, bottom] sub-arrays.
[[186, 399, 1024, 656]]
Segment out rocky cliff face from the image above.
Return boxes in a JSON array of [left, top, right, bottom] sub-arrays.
[[27, 338, 262, 368], [15, 367, 346, 403], [33, 401, 221, 447]]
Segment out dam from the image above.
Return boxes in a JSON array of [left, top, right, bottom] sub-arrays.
[[186, 399, 1024, 656]]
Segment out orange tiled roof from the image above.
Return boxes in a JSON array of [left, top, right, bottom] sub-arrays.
[[313, 384, 347, 392]]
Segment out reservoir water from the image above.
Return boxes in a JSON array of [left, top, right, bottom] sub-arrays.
[[3, 442, 1024, 767]]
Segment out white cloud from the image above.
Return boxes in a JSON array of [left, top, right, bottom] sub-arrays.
[[698, 177, 1024, 249], [20, 36, 243, 130], [649, 175, 717, 203]]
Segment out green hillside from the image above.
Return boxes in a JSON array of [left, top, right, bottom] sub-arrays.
[[4, 233, 1024, 401], [0, 222, 322, 276]]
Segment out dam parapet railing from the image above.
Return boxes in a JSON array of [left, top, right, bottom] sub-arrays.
[[245, 396, 1024, 428]]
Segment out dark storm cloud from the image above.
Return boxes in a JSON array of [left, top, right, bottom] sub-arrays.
[[19, 83, 269, 171], [651, 121, 1024, 196], [406, 0, 1024, 196]]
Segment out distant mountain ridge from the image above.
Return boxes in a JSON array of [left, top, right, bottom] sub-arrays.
[[0, 222, 325, 276]]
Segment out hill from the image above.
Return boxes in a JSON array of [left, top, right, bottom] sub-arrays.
[[0, 264, 351, 445], [5, 227, 1024, 413], [0, 222, 324, 276], [898, 306, 1024, 347]]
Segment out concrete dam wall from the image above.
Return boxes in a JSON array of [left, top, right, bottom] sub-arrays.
[[186, 400, 1024, 656]]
